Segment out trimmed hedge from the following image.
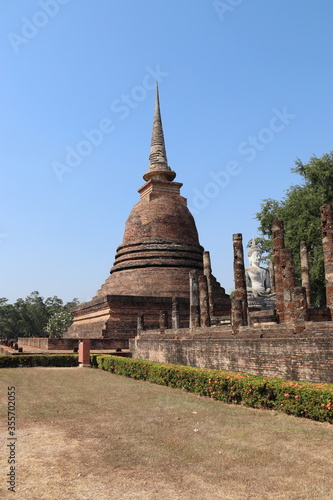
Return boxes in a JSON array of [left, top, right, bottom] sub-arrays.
[[96, 355, 333, 424], [0, 354, 78, 368]]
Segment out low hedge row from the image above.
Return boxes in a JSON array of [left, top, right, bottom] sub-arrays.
[[96, 355, 333, 423], [0, 354, 79, 368]]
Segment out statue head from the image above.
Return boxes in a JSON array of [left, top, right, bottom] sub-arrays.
[[248, 238, 261, 266]]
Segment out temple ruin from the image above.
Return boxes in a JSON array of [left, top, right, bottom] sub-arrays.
[[65, 83, 230, 341], [54, 85, 333, 384]]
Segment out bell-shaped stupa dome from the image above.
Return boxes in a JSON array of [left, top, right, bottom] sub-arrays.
[[95, 83, 204, 298]]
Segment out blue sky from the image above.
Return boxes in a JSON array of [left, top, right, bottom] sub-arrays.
[[1, 0, 332, 304]]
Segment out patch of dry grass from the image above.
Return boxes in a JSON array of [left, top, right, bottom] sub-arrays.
[[0, 367, 332, 499]]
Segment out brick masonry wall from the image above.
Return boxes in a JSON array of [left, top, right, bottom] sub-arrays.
[[130, 323, 333, 383], [18, 337, 129, 350], [106, 295, 190, 337]]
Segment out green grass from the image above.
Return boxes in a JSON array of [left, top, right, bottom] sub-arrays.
[[0, 367, 332, 499]]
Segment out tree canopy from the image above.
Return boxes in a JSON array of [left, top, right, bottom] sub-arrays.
[[0, 292, 79, 340], [254, 152, 333, 307], [46, 310, 73, 338]]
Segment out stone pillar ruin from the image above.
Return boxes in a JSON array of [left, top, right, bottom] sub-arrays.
[[231, 299, 244, 334], [272, 220, 285, 322], [300, 241, 312, 308], [137, 314, 145, 333], [272, 220, 307, 331], [198, 274, 211, 327], [172, 297, 180, 329], [189, 271, 200, 328], [232, 233, 248, 327], [203, 251, 214, 317], [269, 260, 275, 294], [78, 339, 91, 367], [280, 248, 296, 323], [159, 311, 168, 334], [320, 204, 333, 312]]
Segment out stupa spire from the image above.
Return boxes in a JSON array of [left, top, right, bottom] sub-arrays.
[[143, 82, 176, 182]]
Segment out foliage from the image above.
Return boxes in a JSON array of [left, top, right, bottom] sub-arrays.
[[0, 292, 79, 340], [96, 355, 333, 423], [254, 152, 333, 306], [0, 354, 78, 368], [45, 310, 73, 338]]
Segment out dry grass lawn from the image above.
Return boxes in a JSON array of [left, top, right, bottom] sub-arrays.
[[0, 367, 332, 500]]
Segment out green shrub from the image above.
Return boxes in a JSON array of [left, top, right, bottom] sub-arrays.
[[0, 356, 21, 368], [96, 355, 333, 423], [0, 354, 78, 368]]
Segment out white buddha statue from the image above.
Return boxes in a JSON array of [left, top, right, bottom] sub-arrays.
[[245, 239, 272, 298]]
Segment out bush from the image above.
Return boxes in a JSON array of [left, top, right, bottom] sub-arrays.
[[0, 354, 78, 368], [96, 356, 333, 423]]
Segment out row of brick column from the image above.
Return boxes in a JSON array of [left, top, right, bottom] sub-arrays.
[[137, 204, 333, 335]]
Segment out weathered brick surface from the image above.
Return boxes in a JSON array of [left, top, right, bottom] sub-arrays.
[[96, 180, 205, 299], [306, 307, 331, 321], [105, 295, 190, 337], [321, 204, 333, 310], [272, 220, 285, 321], [18, 337, 129, 350], [232, 233, 247, 328], [131, 322, 333, 383], [300, 241, 312, 308], [66, 297, 110, 338], [198, 274, 210, 327], [189, 271, 200, 328]]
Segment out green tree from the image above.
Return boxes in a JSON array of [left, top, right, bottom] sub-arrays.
[[0, 299, 19, 341], [0, 293, 79, 340], [254, 152, 333, 307], [45, 310, 73, 338], [64, 298, 80, 310]]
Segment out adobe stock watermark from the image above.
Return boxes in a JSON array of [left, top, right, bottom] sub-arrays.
[[52, 65, 169, 182], [7, 0, 71, 54], [188, 106, 296, 215], [213, 0, 245, 22]]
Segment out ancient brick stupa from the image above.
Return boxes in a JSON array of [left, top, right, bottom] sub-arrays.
[[66, 84, 230, 339]]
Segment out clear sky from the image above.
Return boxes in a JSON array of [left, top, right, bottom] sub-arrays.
[[1, 0, 332, 304]]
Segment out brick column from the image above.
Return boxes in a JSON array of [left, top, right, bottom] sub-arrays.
[[78, 339, 91, 367], [273, 224, 307, 331], [232, 233, 248, 326], [231, 299, 244, 334], [189, 271, 200, 328], [289, 287, 307, 333], [269, 260, 275, 293], [272, 220, 285, 322], [203, 251, 214, 317], [172, 297, 180, 329], [300, 241, 312, 308], [137, 314, 145, 333], [159, 311, 168, 334], [198, 274, 211, 327], [320, 204, 333, 311], [280, 248, 296, 323]]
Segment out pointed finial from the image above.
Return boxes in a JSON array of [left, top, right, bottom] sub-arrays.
[[143, 82, 176, 182]]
